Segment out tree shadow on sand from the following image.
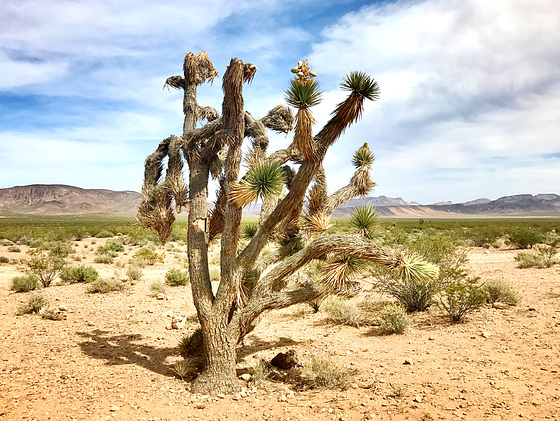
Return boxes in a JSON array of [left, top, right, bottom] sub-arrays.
[[77, 330, 177, 377]]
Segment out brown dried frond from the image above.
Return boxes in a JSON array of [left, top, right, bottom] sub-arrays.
[[229, 183, 258, 207], [208, 207, 225, 242], [163, 75, 185, 90], [304, 212, 333, 235], [137, 186, 175, 244], [197, 105, 219, 122], [282, 165, 296, 190], [294, 108, 317, 159], [243, 147, 265, 170], [321, 255, 369, 291], [260, 105, 294, 134], [350, 166, 376, 196], [306, 182, 327, 216], [195, 51, 218, 84], [243, 63, 258, 84]]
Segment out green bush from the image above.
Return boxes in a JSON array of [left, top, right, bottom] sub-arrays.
[[375, 272, 440, 313], [21, 249, 66, 287], [60, 265, 99, 283], [97, 239, 124, 255], [324, 296, 363, 327], [48, 241, 74, 258], [11, 274, 40, 292], [515, 245, 558, 268], [438, 278, 489, 321], [483, 280, 521, 305], [506, 228, 544, 249], [165, 268, 190, 286], [86, 278, 126, 293], [16, 294, 49, 315], [133, 247, 164, 265], [0, 256, 9, 264], [378, 304, 409, 334], [7, 245, 21, 253]]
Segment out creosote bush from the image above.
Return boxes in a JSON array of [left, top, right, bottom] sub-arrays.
[[97, 239, 124, 255], [378, 304, 409, 334], [0, 256, 9, 264], [133, 247, 164, 266], [60, 265, 99, 283], [16, 294, 49, 315], [95, 230, 115, 238], [94, 255, 114, 264], [483, 279, 521, 306], [515, 245, 558, 268], [11, 274, 40, 292], [165, 268, 190, 286], [324, 296, 364, 327], [86, 278, 126, 294], [438, 278, 489, 322], [21, 249, 66, 287]]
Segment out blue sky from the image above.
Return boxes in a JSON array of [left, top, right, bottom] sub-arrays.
[[0, 0, 559, 204]]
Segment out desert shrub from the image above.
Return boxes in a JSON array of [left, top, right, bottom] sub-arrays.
[[378, 304, 409, 334], [506, 228, 544, 249], [438, 278, 489, 322], [95, 230, 115, 238], [94, 254, 114, 264], [165, 268, 190, 286], [515, 245, 558, 268], [172, 358, 203, 381], [0, 239, 14, 246], [133, 247, 164, 265], [483, 279, 521, 305], [126, 265, 143, 281], [16, 294, 49, 315], [299, 357, 354, 390], [21, 249, 66, 287], [97, 239, 124, 255], [543, 230, 560, 247], [86, 278, 126, 293], [0, 256, 10, 264], [59, 265, 99, 283], [375, 271, 440, 313], [40, 308, 66, 321], [249, 359, 274, 386], [7, 245, 21, 253], [48, 241, 74, 258], [324, 296, 363, 327], [11, 274, 40, 292], [149, 281, 167, 297]]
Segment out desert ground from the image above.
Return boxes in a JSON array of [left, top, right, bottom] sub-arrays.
[[1, 238, 560, 421]]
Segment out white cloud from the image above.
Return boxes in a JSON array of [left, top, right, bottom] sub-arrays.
[[308, 0, 560, 202]]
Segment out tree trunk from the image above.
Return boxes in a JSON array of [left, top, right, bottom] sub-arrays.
[[190, 319, 241, 395]]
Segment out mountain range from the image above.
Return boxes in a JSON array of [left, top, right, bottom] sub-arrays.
[[0, 184, 559, 217]]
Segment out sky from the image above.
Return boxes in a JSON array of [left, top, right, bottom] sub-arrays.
[[0, 0, 559, 205]]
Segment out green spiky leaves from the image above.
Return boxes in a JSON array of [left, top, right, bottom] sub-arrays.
[[341, 71, 380, 101], [230, 162, 285, 207], [350, 204, 381, 239], [322, 255, 370, 290], [285, 79, 323, 109], [395, 253, 440, 283], [351, 142, 375, 168]]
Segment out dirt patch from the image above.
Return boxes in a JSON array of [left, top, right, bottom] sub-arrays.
[[1, 242, 560, 420]]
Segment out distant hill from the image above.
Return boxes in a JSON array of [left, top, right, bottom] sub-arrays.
[[0, 185, 141, 215], [1, 185, 558, 218]]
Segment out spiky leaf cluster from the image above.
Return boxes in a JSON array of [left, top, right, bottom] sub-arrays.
[[341, 71, 380, 101], [285, 79, 322, 109], [230, 162, 285, 207], [395, 253, 440, 283], [322, 255, 370, 290], [351, 143, 375, 168], [350, 204, 381, 239]]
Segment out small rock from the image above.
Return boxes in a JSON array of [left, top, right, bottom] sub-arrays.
[[86, 321, 95, 327], [217, 393, 225, 399], [278, 395, 287, 402], [403, 359, 413, 365], [109, 405, 119, 412], [492, 302, 509, 310], [428, 336, 435, 341], [147, 309, 154, 313], [156, 293, 166, 300], [58, 305, 68, 312], [481, 331, 490, 338], [171, 316, 186, 329], [413, 396, 422, 403], [240, 373, 252, 382]]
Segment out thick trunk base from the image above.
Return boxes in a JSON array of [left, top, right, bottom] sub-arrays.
[[190, 367, 241, 395]]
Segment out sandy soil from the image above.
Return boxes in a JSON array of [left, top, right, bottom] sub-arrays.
[[1, 239, 560, 421]]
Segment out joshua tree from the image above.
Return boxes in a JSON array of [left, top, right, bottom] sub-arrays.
[[139, 52, 437, 394]]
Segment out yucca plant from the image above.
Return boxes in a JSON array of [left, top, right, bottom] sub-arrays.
[[350, 204, 382, 239], [138, 52, 437, 395], [230, 161, 285, 207], [242, 223, 259, 239]]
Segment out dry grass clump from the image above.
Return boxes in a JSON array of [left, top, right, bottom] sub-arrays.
[[483, 279, 521, 306], [40, 308, 67, 321], [377, 304, 409, 334], [172, 358, 203, 381], [86, 278, 126, 294], [149, 281, 167, 297], [94, 255, 114, 264], [324, 296, 364, 327], [16, 294, 49, 315], [11, 274, 40, 292], [515, 245, 558, 268], [126, 265, 143, 281], [298, 357, 354, 390]]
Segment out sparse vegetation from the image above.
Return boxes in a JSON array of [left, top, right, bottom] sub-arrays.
[[133, 247, 164, 266], [11, 274, 40, 292], [438, 278, 489, 321], [59, 265, 99, 283], [165, 268, 189, 286], [483, 279, 521, 305], [149, 281, 167, 297], [324, 296, 364, 327], [21, 249, 66, 287], [94, 254, 114, 264], [16, 294, 49, 315], [7, 245, 21, 253], [86, 278, 126, 293], [126, 265, 143, 281], [0, 256, 9, 264], [95, 230, 115, 238], [515, 244, 558, 268], [299, 357, 354, 390], [377, 304, 410, 334]]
